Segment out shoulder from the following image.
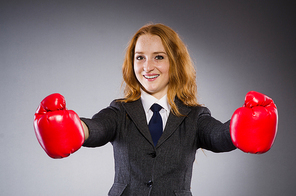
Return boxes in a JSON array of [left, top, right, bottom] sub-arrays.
[[90, 99, 126, 119], [110, 99, 125, 108], [190, 105, 211, 115], [185, 105, 212, 122], [110, 98, 139, 107], [109, 98, 143, 112], [175, 97, 211, 117]]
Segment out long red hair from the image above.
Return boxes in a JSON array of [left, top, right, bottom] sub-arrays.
[[121, 23, 200, 116]]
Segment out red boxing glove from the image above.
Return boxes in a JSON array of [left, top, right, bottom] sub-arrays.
[[230, 91, 278, 153], [33, 93, 85, 158]]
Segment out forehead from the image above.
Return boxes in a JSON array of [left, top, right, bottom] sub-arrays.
[[135, 34, 165, 52]]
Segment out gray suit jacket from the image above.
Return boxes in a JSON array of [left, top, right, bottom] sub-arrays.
[[81, 98, 236, 196]]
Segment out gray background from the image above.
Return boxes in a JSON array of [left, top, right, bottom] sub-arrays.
[[1, 0, 295, 195]]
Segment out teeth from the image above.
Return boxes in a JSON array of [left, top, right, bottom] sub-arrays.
[[144, 75, 159, 79]]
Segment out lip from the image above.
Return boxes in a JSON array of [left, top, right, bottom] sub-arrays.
[[143, 74, 160, 80]]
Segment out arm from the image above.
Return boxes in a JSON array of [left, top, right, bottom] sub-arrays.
[[197, 107, 236, 153], [80, 100, 119, 147], [81, 120, 89, 141]]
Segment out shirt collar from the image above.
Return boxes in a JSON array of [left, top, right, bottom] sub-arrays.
[[140, 89, 170, 113]]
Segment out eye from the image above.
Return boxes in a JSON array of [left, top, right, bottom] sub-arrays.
[[135, 55, 144, 60], [155, 55, 164, 60]]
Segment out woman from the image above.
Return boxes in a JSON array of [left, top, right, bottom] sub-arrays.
[[34, 23, 278, 196], [80, 23, 236, 195]]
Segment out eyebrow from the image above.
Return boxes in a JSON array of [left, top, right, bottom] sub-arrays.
[[135, 51, 167, 54]]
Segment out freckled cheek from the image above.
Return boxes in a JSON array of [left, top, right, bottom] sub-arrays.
[[133, 64, 143, 77], [156, 63, 170, 74]]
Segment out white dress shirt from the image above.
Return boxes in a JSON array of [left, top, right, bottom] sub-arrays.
[[140, 89, 171, 131]]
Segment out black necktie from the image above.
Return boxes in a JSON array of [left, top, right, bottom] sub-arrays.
[[148, 104, 163, 146]]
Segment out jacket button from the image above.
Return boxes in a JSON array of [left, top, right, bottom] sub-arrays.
[[146, 180, 153, 187], [148, 152, 156, 158]]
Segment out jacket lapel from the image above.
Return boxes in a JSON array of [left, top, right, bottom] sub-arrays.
[[121, 98, 192, 148], [121, 99, 154, 145], [156, 98, 191, 148]]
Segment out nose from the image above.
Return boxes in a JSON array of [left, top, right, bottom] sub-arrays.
[[143, 59, 154, 72]]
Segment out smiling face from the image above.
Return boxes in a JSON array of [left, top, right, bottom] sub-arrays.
[[133, 34, 170, 99]]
